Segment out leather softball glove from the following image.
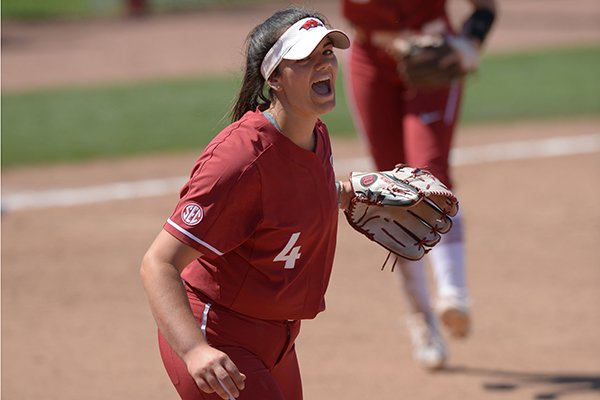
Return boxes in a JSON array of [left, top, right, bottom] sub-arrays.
[[344, 165, 459, 262], [397, 34, 479, 88]]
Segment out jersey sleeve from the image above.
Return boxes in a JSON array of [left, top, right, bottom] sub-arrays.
[[164, 152, 262, 258]]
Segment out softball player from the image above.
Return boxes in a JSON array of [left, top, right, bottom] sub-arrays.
[[140, 7, 350, 399], [341, 0, 496, 370]]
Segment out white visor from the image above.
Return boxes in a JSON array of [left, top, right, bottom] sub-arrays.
[[260, 17, 350, 80]]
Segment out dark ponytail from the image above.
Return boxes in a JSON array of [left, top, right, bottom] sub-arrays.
[[230, 6, 328, 122]]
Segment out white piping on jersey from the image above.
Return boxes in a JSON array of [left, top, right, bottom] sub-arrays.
[[219, 381, 235, 400], [220, 384, 235, 400], [166, 218, 224, 256], [199, 302, 233, 399], [444, 80, 460, 125], [200, 302, 211, 338]]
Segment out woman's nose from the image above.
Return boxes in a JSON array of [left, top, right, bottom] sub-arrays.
[[315, 56, 335, 71]]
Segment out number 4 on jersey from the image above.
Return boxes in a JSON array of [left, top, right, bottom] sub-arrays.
[[274, 232, 302, 269]]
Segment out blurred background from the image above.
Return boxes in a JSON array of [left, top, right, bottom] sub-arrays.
[[2, 0, 598, 168], [2, 1, 600, 399]]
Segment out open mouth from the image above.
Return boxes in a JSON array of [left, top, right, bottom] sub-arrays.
[[312, 78, 332, 96]]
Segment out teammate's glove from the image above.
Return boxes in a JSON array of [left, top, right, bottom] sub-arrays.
[[344, 165, 459, 262], [397, 34, 479, 88]]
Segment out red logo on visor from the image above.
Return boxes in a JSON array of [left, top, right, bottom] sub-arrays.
[[300, 19, 323, 31]]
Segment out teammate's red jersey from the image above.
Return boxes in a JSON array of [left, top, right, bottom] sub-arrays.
[[164, 110, 338, 321], [342, 0, 448, 32]]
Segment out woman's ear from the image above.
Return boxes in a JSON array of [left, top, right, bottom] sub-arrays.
[[267, 76, 281, 91]]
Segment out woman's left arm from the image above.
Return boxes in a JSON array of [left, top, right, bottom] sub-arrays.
[[140, 230, 246, 399]]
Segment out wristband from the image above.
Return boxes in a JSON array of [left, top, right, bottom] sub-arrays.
[[462, 8, 496, 44]]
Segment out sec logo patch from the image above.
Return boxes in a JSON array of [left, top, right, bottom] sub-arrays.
[[181, 203, 203, 226]]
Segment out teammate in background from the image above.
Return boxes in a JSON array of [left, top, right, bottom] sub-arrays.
[[341, 0, 497, 370], [140, 7, 351, 399]]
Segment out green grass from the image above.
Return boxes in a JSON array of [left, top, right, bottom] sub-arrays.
[[2, 76, 240, 166], [462, 46, 600, 122], [2, 46, 599, 168], [1, 0, 119, 19]]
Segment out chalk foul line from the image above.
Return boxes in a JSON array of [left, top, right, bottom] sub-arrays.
[[3, 133, 599, 211]]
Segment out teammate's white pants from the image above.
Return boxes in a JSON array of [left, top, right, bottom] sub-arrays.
[[395, 211, 469, 319]]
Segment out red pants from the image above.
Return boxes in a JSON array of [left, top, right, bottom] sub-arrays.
[[158, 284, 302, 399], [346, 40, 463, 188]]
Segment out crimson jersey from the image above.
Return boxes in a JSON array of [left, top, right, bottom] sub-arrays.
[[342, 0, 448, 32], [164, 110, 338, 321]]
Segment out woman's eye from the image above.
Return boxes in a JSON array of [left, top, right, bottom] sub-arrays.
[[323, 49, 333, 56]]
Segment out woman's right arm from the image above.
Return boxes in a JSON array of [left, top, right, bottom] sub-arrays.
[[140, 229, 246, 399]]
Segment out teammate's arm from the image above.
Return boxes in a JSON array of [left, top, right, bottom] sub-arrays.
[[437, 0, 496, 74], [140, 230, 246, 399], [464, 0, 497, 49]]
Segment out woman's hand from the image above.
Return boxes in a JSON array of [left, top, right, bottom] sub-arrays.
[[184, 344, 246, 399]]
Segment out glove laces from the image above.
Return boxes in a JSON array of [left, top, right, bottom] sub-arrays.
[[381, 251, 399, 272]]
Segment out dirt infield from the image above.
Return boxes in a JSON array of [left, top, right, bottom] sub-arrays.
[[2, 1, 600, 399]]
